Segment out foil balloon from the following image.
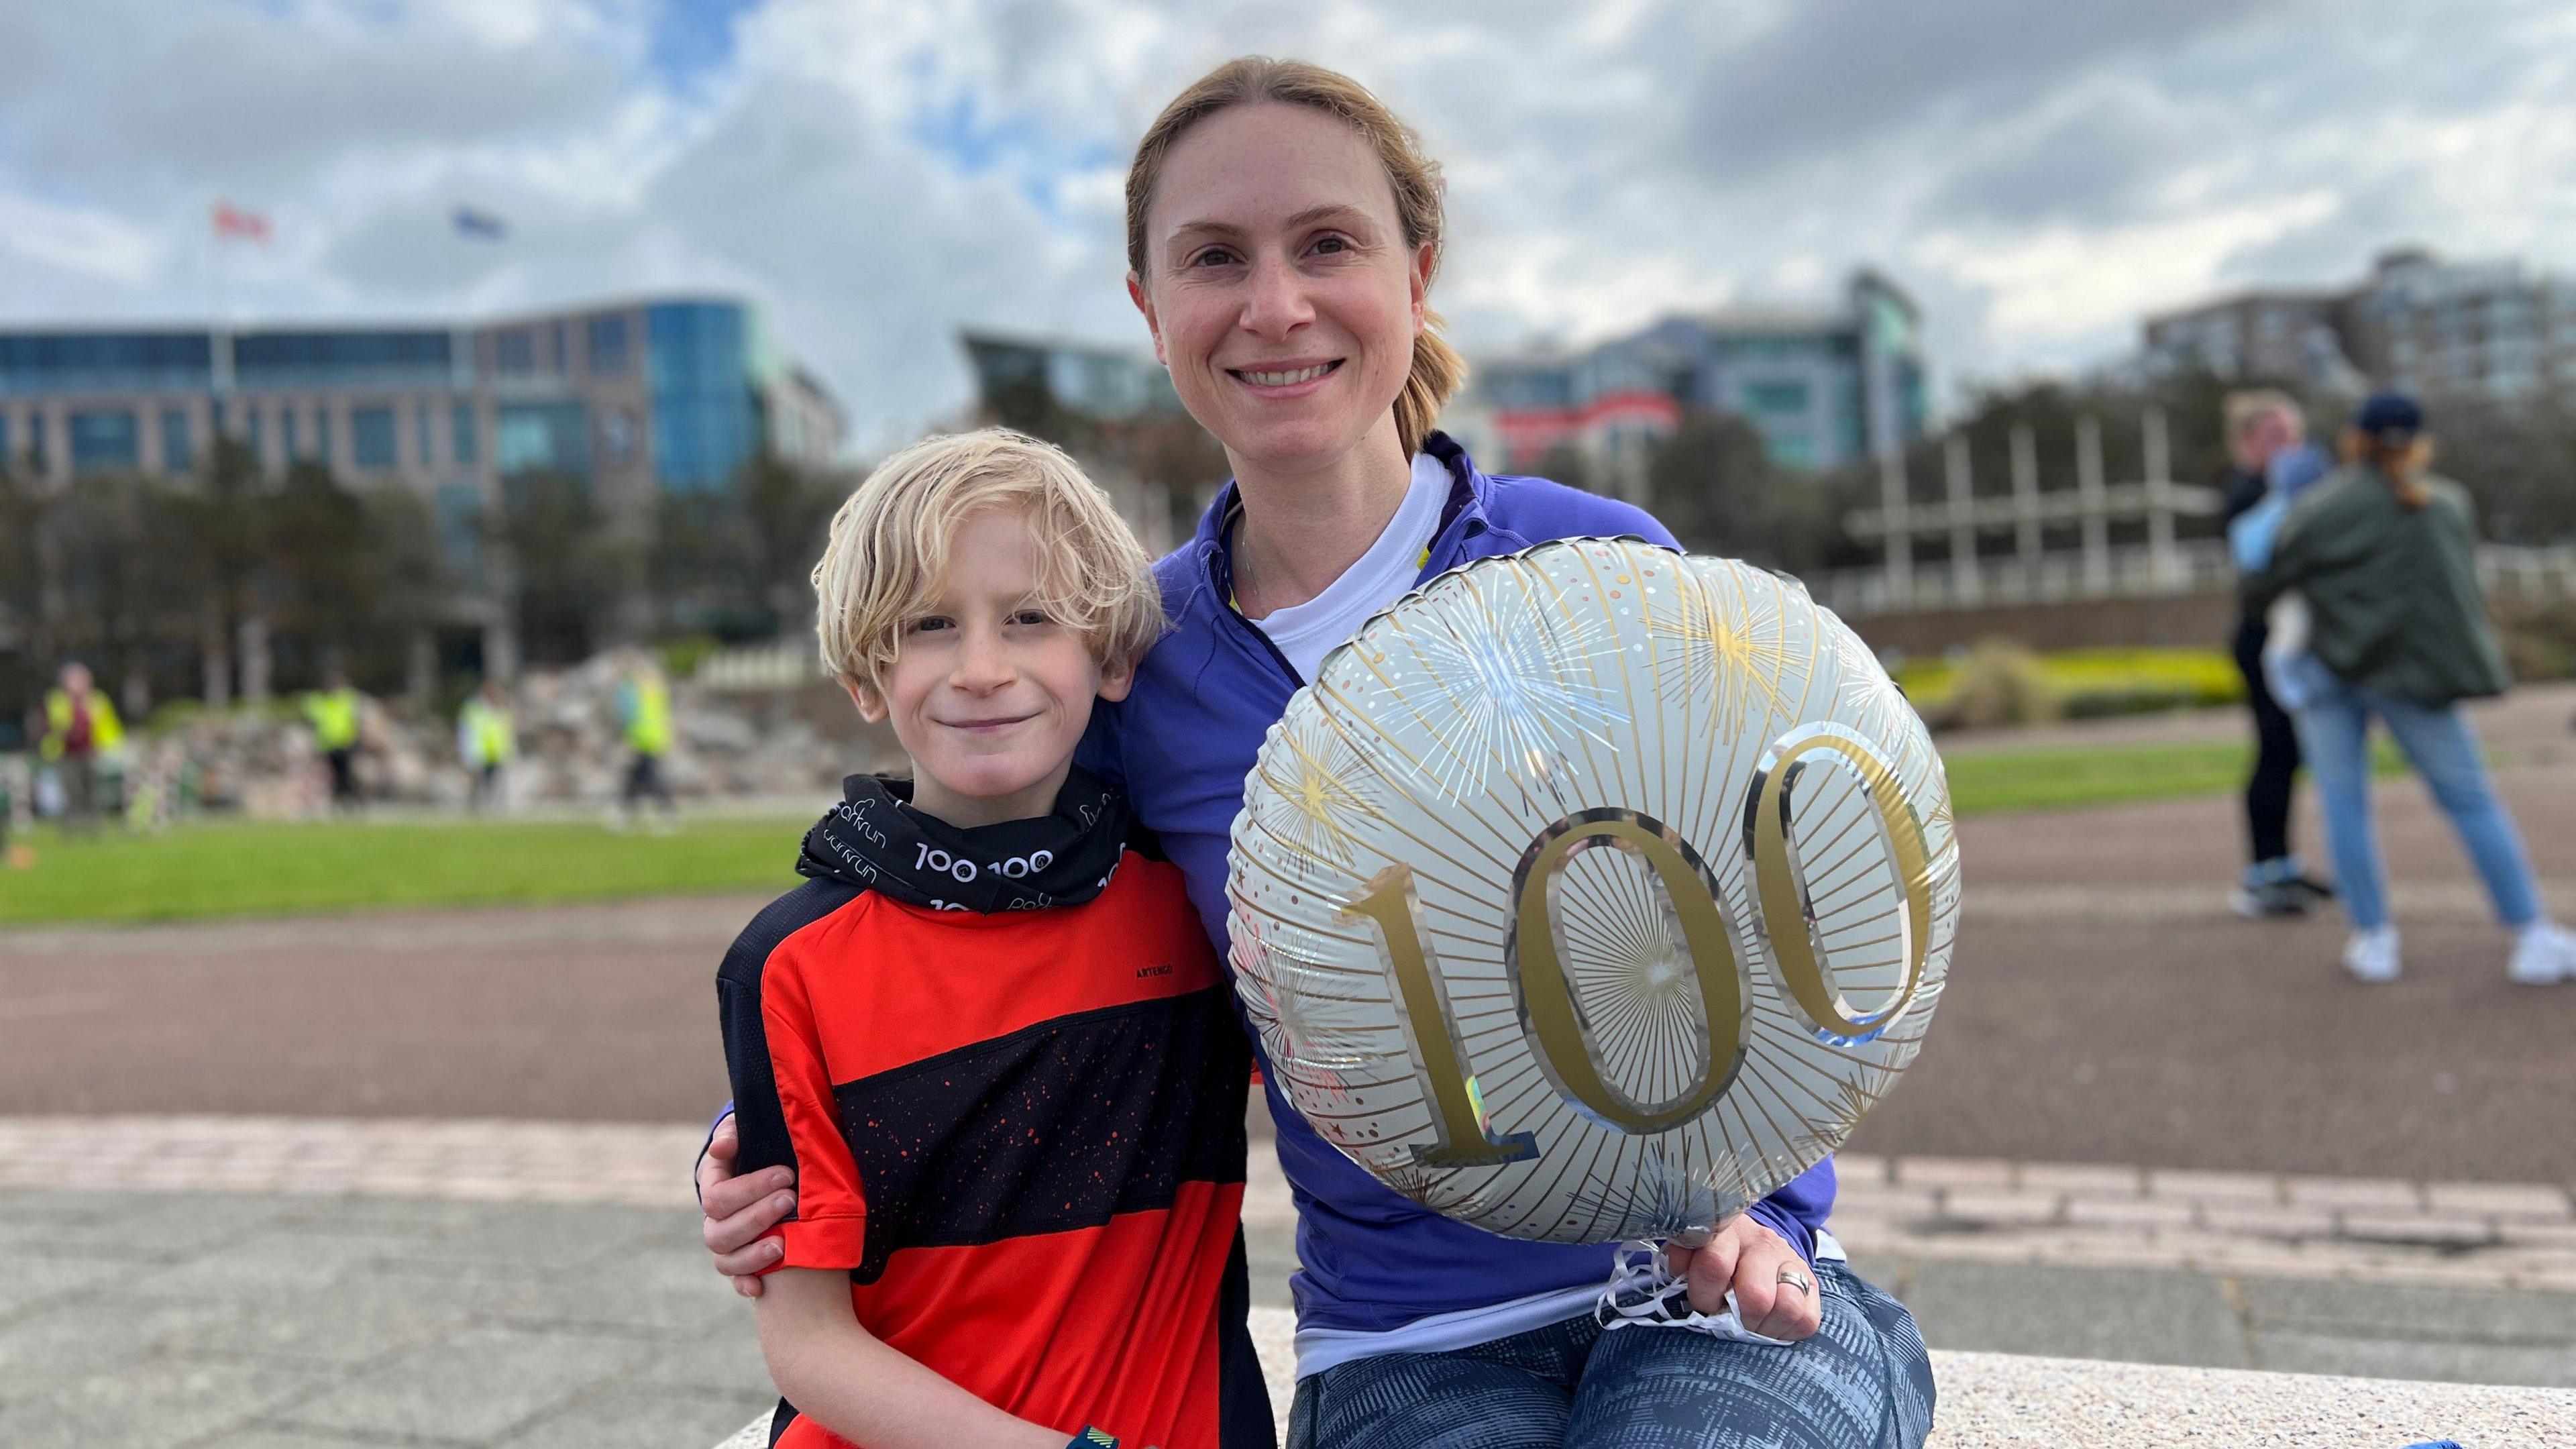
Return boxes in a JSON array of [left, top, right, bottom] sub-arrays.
[[1226, 537, 1960, 1245]]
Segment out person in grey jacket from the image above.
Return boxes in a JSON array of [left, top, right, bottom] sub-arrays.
[[2243, 392, 2576, 985]]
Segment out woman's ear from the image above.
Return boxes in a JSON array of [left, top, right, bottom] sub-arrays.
[[840, 678, 888, 724], [1127, 272, 1168, 367], [1409, 240, 1434, 333]]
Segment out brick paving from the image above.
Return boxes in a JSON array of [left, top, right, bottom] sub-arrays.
[[5, 1116, 2575, 1448], [11, 1116, 2575, 1297]]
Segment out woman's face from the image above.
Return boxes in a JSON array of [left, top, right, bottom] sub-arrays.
[[1130, 102, 1432, 473]]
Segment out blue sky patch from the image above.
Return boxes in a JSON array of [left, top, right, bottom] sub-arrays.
[[647, 0, 764, 95]]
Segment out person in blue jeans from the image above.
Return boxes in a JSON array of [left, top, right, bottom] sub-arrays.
[[697, 54, 1933, 1449], [2242, 392, 2576, 987]]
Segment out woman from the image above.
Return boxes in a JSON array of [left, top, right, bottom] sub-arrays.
[[2243, 392, 2576, 986], [703, 57, 1935, 1448]]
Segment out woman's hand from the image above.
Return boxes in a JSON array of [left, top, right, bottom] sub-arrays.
[[1664, 1216, 1824, 1341], [698, 1114, 799, 1297]]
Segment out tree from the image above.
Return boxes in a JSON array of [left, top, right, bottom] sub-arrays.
[[1639, 411, 1867, 576], [740, 452, 845, 631], [500, 471, 626, 664], [266, 460, 379, 669]]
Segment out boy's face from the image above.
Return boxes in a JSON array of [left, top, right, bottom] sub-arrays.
[[847, 506, 1134, 829]]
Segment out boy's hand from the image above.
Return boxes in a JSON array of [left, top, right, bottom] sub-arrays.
[[1664, 1216, 1823, 1342], [699, 1114, 799, 1297]]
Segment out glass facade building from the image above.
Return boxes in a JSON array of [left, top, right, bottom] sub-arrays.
[[1458, 270, 1930, 480], [0, 297, 840, 503], [0, 297, 843, 674]]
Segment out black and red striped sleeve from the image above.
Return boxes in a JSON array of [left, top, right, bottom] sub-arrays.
[[716, 880, 871, 1271]]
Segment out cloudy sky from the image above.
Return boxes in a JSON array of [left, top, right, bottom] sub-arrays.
[[2, 0, 2570, 451]]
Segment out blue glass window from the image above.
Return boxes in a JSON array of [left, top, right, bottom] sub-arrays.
[[0, 332, 213, 394], [313, 407, 333, 466], [231, 330, 447, 388], [1742, 380, 1812, 415], [25, 413, 45, 472], [586, 315, 631, 376], [160, 409, 193, 473], [352, 405, 397, 470], [496, 402, 591, 480], [435, 482, 486, 585], [647, 302, 756, 494], [68, 409, 140, 475], [0, 414, 11, 470], [415, 402, 435, 468], [552, 322, 570, 374], [451, 402, 480, 466]]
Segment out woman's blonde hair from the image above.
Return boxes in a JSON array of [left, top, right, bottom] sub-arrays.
[[1124, 56, 1467, 456], [812, 429, 1165, 698]]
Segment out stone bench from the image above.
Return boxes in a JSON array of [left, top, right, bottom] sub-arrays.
[[714, 1306, 2576, 1447]]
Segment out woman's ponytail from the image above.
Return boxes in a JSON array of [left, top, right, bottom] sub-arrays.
[[1395, 315, 1467, 458]]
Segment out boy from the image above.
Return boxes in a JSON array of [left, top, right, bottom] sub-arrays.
[[718, 430, 1266, 1449]]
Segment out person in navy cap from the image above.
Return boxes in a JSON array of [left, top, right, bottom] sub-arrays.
[[2243, 391, 2576, 985]]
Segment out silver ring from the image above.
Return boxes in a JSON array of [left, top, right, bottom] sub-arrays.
[[1776, 1267, 1811, 1296]]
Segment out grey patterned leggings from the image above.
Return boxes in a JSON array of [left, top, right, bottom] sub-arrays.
[[1286, 1261, 1933, 1449]]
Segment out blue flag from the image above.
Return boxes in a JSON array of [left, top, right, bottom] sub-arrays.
[[452, 206, 507, 241]]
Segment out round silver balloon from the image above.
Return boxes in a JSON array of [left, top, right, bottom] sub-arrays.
[[1226, 537, 1960, 1244]]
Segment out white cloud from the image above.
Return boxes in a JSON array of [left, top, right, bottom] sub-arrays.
[[0, 192, 159, 284], [0, 0, 2570, 445]]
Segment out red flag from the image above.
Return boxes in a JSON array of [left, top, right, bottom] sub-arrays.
[[211, 201, 271, 244]]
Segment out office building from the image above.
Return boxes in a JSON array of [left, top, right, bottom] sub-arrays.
[[961, 330, 1205, 554], [0, 294, 843, 549], [0, 296, 841, 676], [2141, 247, 2576, 400], [1455, 270, 1932, 494]]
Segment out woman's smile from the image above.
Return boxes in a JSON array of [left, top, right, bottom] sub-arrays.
[[1228, 358, 1344, 396]]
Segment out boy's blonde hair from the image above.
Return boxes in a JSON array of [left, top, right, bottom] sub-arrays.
[[812, 428, 1165, 698]]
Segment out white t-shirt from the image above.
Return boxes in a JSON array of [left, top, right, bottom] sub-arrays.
[[1246, 451, 1450, 681]]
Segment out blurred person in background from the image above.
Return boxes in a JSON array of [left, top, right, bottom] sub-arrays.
[[2219, 391, 2335, 918], [305, 666, 367, 814], [2244, 392, 2576, 986], [41, 661, 122, 836], [612, 652, 676, 833], [696, 54, 1931, 1449], [458, 679, 517, 814]]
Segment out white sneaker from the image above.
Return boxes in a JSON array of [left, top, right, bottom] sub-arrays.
[[2343, 926, 2402, 983], [2508, 921, 2576, 986]]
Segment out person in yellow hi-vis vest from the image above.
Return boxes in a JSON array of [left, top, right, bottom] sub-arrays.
[[42, 661, 124, 836], [457, 680, 517, 814], [612, 652, 676, 833], [305, 667, 366, 814]]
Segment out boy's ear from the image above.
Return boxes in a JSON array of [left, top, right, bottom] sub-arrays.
[[1096, 652, 1136, 704], [841, 678, 889, 723]]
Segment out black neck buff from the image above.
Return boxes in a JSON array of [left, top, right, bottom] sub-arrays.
[[796, 769, 1131, 914]]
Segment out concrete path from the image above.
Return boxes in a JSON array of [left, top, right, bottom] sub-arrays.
[[5, 1116, 2575, 1446]]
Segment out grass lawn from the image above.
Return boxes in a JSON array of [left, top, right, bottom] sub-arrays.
[[2, 738, 2406, 924], [1, 814, 810, 926], [1943, 739, 2254, 816]]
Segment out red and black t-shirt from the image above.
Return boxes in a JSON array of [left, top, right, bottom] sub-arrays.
[[719, 772, 1263, 1449]]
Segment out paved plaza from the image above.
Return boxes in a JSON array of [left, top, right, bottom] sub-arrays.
[[2, 1116, 2574, 1446], [3, 688, 2573, 1444]]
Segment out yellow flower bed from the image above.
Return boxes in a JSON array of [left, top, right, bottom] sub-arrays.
[[1894, 645, 2245, 719]]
